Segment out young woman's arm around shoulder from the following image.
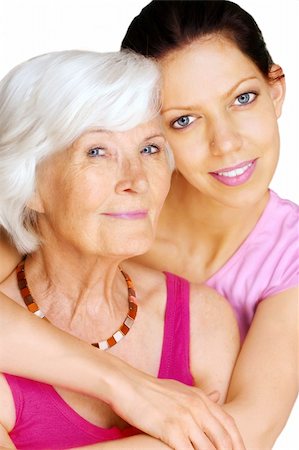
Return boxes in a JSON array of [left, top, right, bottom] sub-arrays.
[[224, 287, 298, 450], [0, 287, 245, 450]]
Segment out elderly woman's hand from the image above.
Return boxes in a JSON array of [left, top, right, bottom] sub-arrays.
[[107, 364, 244, 450]]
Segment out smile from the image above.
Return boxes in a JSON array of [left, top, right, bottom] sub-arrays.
[[209, 159, 257, 186], [101, 210, 148, 220], [216, 162, 253, 177]]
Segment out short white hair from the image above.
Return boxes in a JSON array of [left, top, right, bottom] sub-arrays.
[[0, 50, 162, 254]]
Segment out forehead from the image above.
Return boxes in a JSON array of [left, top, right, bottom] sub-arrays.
[[76, 117, 164, 144], [160, 36, 263, 105]]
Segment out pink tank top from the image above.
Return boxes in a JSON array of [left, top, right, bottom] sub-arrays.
[[5, 272, 193, 450]]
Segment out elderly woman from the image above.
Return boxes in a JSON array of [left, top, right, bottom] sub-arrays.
[[0, 50, 240, 450]]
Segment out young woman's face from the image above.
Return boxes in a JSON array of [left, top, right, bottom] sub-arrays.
[[160, 36, 285, 208]]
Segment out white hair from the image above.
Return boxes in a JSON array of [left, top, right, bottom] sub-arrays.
[[0, 50, 162, 254]]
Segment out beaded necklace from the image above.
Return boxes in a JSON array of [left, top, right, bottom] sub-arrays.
[[16, 259, 138, 350]]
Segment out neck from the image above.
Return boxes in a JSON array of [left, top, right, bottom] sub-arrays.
[[24, 249, 129, 342], [155, 171, 270, 282]]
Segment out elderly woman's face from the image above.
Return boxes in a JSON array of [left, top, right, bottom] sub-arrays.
[[33, 118, 171, 258]]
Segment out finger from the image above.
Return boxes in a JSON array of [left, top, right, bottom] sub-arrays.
[[207, 390, 221, 403], [189, 426, 218, 450], [202, 400, 245, 450], [200, 414, 233, 450], [167, 428, 200, 450], [212, 411, 245, 450]]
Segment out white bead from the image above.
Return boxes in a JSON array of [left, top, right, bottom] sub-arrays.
[[99, 341, 109, 351], [34, 309, 45, 318], [113, 331, 124, 342], [124, 316, 134, 328]]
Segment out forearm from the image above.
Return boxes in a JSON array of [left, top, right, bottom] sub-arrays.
[[0, 291, 131, 406], [0, 290, 246, 450], [223, 399, 289, 450], [224, 372, 297, 450], [72, 435, 171, 450], [223, 289, 298, 449], [0, 291, 191, 443]]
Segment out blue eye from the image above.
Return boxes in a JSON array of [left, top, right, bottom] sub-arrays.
[[87, 147, 105, 157], [141, 144, 160, 155], [234, 92, 257, 106], [172, 115, 196, 129]]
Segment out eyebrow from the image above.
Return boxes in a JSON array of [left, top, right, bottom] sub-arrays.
[[87, 129, 111, 135], [143, 133, 165, 142], [82, 130, 165, 142], [161, 76, 259, 113]]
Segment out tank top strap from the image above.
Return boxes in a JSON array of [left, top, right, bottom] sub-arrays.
[[158, 272, 193, 386]]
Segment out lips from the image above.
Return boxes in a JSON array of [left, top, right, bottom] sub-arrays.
[[101, 210, 148, 220], [209, 159, 257, 186]]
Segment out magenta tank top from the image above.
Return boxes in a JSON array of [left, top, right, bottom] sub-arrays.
[[5, 272, 193, 450]]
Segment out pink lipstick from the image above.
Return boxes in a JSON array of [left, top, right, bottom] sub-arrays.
[[209, 159, 257, 186], [101, 210, 148, 220]]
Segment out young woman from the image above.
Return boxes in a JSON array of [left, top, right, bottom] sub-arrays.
[[0, 1, 297, 449], [121, 0, 298, 444]]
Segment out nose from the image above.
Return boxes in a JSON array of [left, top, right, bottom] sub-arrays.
[[115, 157, 149, 194], [209, 114, 242, 156]]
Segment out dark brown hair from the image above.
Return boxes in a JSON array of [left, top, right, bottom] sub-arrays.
[[121, 0, 274, 77]]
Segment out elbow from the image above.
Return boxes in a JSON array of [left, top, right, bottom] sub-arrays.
[[224, 401, 290, 450]]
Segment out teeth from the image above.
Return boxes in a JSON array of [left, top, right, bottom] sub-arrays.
[[217, 162, 252, 177]]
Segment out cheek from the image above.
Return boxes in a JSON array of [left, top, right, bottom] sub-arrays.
[[149, 168, 171, 206], [166, 128, 205, 165], [172, 142, 206, 173], [37, 171, 68, 215], [67, 169, 111, 212], [244, 112, 279, 152]]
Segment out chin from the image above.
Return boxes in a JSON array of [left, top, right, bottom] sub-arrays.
[[104, 235, 154, 259], [217, 184, 269, 209]]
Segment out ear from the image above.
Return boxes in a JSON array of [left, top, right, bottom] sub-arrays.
[[26, 191, 45, 214], [268, 64, 286, 118]]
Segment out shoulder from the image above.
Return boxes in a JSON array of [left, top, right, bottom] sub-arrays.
[[269, 190, 298, 211], [122, 260, 167, 311], [264, 190, 299, 232], [190, 284, 239, 345], [189, 284, 240, 401], [123, 260, 166, 291], [255, 191, 299, 296], [229, 191, 299, 299]]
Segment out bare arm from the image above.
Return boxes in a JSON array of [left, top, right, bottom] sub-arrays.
[[0, 420, 170, 450], [0, 235, 242, 449], [71, 435, 171, 450], [224, 287, 298, 449], [188, 284, 244, 450], [190, 285, 240, 403], [0, 292, 173, 449], [0, 289, 242, 450]]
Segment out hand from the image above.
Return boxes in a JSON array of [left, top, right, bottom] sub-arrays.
[[109, 368, 245, 450]]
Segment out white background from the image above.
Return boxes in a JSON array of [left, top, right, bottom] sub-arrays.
[[0, 1, 298, 448]]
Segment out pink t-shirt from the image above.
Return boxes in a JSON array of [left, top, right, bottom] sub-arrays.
[[206, 190, 299, 340], [5, 273, 193, 450]]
